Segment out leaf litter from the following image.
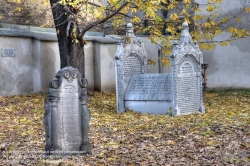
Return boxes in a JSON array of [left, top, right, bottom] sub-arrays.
[[0, 89, 249, 165]]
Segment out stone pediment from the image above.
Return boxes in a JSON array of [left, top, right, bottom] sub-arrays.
[[115, 23, 147, 65], [115, 23, 147, 113], [171, 22, 203, 65]]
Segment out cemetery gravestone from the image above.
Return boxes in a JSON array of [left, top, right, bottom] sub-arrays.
[[44, 66, 91, 157], [115, 23, 147, 113], [170, 22, 205, 115], [125, 74, 172, 114], [115, 22, 205, 116]]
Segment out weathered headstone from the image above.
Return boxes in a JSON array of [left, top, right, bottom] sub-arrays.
[[115, 22, 205, 116], [125, 74, 172, 114], [44, 66, 91, 157], [170, 22, 205, 115], [115, 23, 147, 113]]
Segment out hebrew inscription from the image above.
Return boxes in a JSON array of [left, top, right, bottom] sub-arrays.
[[125, 74, 172, 101], [123, 54, 142, 77], [176, 58, 199, 114], [1, 48, 15, 57], [115, 23, 147, 113], [59, 85, 81, 149], [44, 66, 92, 156]]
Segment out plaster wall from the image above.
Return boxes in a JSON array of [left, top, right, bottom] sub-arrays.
[[94, 42, 101, 91], [203, 35, 250, 89], [139, 37, 160, 74], [99, 43, 116, 91], [84, 41, 95, 91], [92, 41, 118, 91], [0, 36, 60, 96], [194, 0, 250, 89], [0, 37, 33, 96], [39, 41, 60, 91]]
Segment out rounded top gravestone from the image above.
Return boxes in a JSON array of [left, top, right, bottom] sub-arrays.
[[44, 66, 91, 157]]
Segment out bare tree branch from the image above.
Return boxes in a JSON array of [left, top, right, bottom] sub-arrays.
[[78, 2, 129, 39]]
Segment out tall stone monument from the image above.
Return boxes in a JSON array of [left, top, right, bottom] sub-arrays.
[[44, 66, 91, 156], [115, 23, 147, 113], [170, 22, 205, 115]]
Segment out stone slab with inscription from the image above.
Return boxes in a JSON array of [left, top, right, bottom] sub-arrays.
[[124, 74, 172, 114], [44, 66, 91, 157], [170, 22, 205, 116]]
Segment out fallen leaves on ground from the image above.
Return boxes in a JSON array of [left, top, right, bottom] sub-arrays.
[[0, 89, 250, 165]]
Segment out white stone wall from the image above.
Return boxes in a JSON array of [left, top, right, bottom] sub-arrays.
[[0, 37, 60, 96], [194, 0, 250, 89]]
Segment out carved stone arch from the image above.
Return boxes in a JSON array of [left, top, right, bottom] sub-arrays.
[[123, 53, 143, 78], [175, 54, 200, 115], [115, 23, 147, 113], [177, 54, 199, 74], [180, 61, 194, 74], [171, 22, 205, 116]]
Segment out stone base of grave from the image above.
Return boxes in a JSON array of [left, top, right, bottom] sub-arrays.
[[125, 101, 172, 114], [172, 105, 206, 116], [200, 105, 205, 114], [44, 149, 90, 159], [80, 143, 92, 155]]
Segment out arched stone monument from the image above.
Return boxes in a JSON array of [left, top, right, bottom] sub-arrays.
[[115, 23, 147, 113], [44, 66, 91, 157], [171, 22, 205, 115]]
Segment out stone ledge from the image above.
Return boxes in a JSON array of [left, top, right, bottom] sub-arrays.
[[0, 29, 58, 41], [0, 29, 122, 43], [0, 24, 118, 43], [84, 36, 119, 44]]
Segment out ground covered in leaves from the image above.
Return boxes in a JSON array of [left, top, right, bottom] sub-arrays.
[[0, 89, 250, 165]]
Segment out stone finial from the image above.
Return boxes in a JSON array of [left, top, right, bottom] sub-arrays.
[[126, 22, 135, 37], [181, 22, 190, 37], [127, 23, 133, 28], [182, 22, 188, 27], [180, 22, 192, 45]]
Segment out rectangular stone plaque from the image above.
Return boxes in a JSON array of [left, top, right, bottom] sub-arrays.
[[125, 74, 172, 101], [1, 48, 15, 57]]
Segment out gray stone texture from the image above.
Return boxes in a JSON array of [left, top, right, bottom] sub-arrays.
[[44, 67, 91, 157], [170, 22, 205, 115], [125, 74, 172, 114], [116, 22, 205, 116], [125, 74, 172, 101], [115, 23, 147, 113]]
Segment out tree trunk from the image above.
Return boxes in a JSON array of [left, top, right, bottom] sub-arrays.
[[50, 0, 85, 77]]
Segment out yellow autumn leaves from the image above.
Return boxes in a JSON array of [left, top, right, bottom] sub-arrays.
[[3, 0, 250, 52], [0, 90, 250, 165]]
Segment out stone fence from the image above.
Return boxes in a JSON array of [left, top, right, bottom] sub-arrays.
[[0, 23, 250, 96]]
